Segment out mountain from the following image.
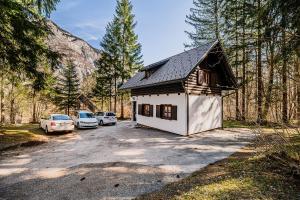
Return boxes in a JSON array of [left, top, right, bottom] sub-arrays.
[[47, 20, 101, 81]]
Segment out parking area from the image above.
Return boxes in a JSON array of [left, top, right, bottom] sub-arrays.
[[0, 121, 253, 200]]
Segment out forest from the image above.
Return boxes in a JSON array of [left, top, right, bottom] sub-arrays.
[[0, 0, 299, 199], [185, 0, 299, 125], [0, 0, 299, 126]]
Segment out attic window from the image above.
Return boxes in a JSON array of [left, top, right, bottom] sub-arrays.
[[143, 59, 169, 79], [145, 70, 152, 79]]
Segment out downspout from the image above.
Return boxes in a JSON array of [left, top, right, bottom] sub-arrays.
[[221, 95, 224, 129], [182, 80, 189, 136]]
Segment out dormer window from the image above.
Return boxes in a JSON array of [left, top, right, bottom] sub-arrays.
[[145, 70, 152, 79], [142, 59, 170, 79]]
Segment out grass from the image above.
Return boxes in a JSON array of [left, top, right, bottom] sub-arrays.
[[137, 121, 300, 200], [0, 124, 48, 151], [223, 120, 281, 129]]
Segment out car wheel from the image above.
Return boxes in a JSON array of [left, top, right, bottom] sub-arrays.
[[99, 120, 104, 126], [77, 122, 81, 129]]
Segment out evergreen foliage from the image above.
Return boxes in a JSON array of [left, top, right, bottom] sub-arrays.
[[94, 0, 142, 117], [186, 0, 300, 124], [93, 52, 114, 110], [115, 0, 143, 78], [54, 63, 80, 115], [0, 0, 59, 86], [185, 0, 223, 47]]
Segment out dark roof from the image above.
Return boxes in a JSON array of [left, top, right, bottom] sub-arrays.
[[121, 41, 234, 90], [142, 58, 170, 71]]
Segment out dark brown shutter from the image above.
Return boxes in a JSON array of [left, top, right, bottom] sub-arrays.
[[211, 72, 218, 86], [149, 105, 153, 117], [171, 105, 177, 120], [156, 105, 161, 118], [138, 104, 143, 115]]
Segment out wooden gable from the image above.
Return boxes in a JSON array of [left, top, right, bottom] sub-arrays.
[[184, 43, 236, 95]]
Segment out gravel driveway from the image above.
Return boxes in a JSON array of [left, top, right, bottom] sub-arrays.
[[0, 121, 253, 200]]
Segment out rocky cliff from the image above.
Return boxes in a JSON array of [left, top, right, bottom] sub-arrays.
[[47, 20, 101, 81]]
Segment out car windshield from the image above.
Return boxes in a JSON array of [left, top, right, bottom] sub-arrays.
[[80, 113, 95, 118], [96, 112, 104, 116], [53, 115, 70, 120], [106, 113, 116, 116]]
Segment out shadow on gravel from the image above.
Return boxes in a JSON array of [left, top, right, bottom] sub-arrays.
[[0, 162, 185, 200]]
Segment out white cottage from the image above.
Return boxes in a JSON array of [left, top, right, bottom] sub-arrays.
[[121, 41, 237, 136]]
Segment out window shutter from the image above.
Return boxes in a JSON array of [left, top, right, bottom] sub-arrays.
[[211, 72, 218, 86], [171, 106, 177, 120], [138, 104, 142, 115], [149, 105, 153, 117], [197, 70, 204, 85], [156, 105, 161, 118]]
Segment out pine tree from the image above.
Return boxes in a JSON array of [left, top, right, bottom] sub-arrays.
[[93, 52, 114, 111], [115, 0, 143, 118], [185, 0, 223, 47], [100, 19, 122, 113], [0, 0, 59, 82], [54, 62, 80, 115], [99, 0, 142, 118], [222, 0, 244, 120]]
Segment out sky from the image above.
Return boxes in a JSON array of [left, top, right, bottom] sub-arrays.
[[50, 0, 194, 65]]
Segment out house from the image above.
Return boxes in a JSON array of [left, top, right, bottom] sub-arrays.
[[121, 41, 237, 136]]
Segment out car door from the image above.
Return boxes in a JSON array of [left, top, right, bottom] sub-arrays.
[[96, 112, 104, 122], [45, 115, 51, 129]]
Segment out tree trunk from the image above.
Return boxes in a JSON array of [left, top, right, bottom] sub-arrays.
[[114, 76, 117, 113], [32, 90, 37, 123], [120, 78, 124, 119], [256, 0, 263, 123], [263, 41, 275, 121], [0, 68, 3, 124], [214, 0, 220, 40], [9, 83, 15, 124], [241, 0, 246, 121], [281, 12, 288, 123], [296, 56, 300, 125], [235, 0, 240, 121], [109, 81, 112, 111]]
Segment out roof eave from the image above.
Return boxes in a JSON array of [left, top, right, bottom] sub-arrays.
[[120, 79, 184, 90]]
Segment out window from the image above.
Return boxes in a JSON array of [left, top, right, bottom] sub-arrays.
[[162, 105, 172, 119], [138, 104, 153, 117], [198, 70, 210, 86], [145, 71, 151, 78], [96, 112, 104, 116], [106, 112, 116, 116], [143, 104, 150, 116], [53, 115, 70, 120], [79, 113, 95, 118], [156, 105, 177, 120]]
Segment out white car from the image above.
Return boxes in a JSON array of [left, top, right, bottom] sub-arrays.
[[40, 114, 74, 134], [95, 112, 117, 126], [73, 111, 98, 129]]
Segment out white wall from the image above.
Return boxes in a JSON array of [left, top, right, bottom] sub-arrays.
[[188, 95, 222, 134], [135, 93, 187, 135]]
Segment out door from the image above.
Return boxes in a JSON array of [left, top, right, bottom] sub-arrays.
[[132, 101, 137, 121]]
